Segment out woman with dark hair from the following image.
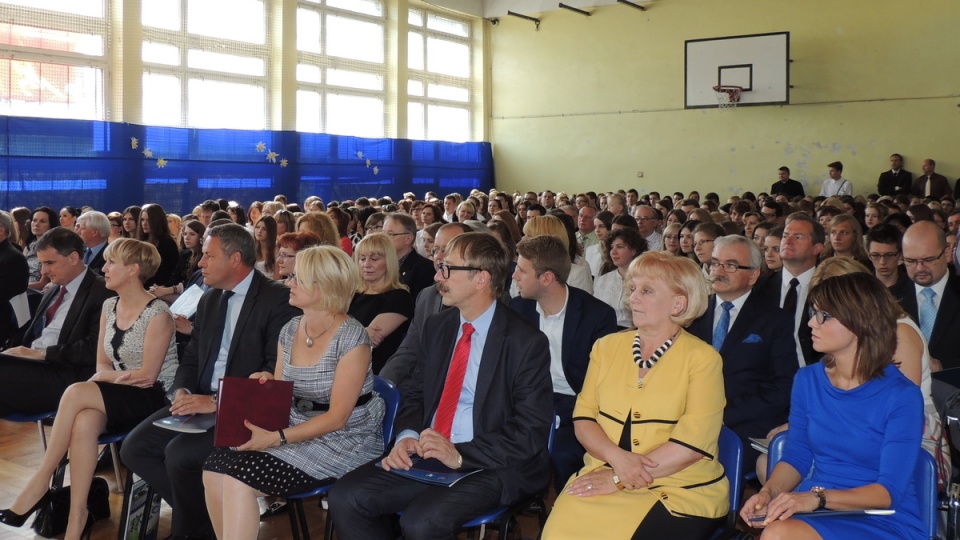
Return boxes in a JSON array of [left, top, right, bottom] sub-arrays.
[[585, 210, 614, 277], [227, 202, 247, 227], [247, 202, 263, 230], [10, 207, 31, 250], [664, 208, 687, 227], [594, 227, 647, 328], [25, 206, 60, 290], [254, 216, 278, 278], [611, 214, 640, 231], [121, 205, 141, 239], [515, 201, 530, 232], [419, 222, 443, 260], [741, 273, 925, 539], [692, 222, 726, 273], [151, 220, 206, 303], [325, 207, 354, 256], [274, 209, 296, 236], [496, 192, 515, 215], [491, 210, 522, 245], [346, 207, 363, 249], [678, 220, 702, 262], [59, 206, 81, 231], [137, 203, 180, 288]]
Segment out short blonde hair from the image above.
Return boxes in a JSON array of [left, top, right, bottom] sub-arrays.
[[626, 251, 710, 327], [810, 257, 872, 287], [293, 245, 359, 314], [522, 215, 570, 251], [353, 233, 407, 293], [104, 238, 161, 284]]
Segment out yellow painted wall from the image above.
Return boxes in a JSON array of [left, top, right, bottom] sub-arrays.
[[489, 0, 960, 198]]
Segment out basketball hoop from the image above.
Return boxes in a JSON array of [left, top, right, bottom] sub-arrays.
[[712, 85, 742, 109]]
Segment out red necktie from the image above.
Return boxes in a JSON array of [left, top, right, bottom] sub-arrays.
[[433, 323, 475, 439], [44, 287, 67, 327]]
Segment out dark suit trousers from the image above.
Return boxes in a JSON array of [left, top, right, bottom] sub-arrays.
[[329, 460, 504, 540], [120, 407, 215, 536], [0, 360, 87, 416], [552, 393, 585, 486]]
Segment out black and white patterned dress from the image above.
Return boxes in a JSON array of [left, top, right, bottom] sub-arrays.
[[203, 316, 385, 496]]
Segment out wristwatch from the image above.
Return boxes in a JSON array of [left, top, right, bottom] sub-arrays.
[[811, 486, 826, 510]]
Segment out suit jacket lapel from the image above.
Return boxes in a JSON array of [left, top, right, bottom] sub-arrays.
[[932, 276, 960, 345], [473, 304, 506, 422], [561, 290, 580, 370], [58, 271, 92, 345], [227, 272, 260, 359]]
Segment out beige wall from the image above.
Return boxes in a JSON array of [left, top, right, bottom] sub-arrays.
[[489, 0, 960, 199]]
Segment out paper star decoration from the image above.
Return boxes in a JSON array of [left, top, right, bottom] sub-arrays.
[[280, 159, 288, 168], [130, 137, 138, 149], [357, 151, 363, 159], [266, 151, 278, 164], [372, 166, 379, 175], [156, 158, 167, 168], [142, 148, 153, 158], [366, 159, 372, 167], [256, 141, 266, 152]]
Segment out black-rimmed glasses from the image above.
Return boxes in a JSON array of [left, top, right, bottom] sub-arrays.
[[706, 260, 754, 273], [903, 248, 946, 267], [808, 307, 834, 325], [437, 261, 482, 279]]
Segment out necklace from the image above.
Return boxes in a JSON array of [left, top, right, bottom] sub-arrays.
[[633, 329, 681, 369], [304, 316, 337, 347]]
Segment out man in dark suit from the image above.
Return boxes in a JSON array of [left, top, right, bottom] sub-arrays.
[[330, 233, 553, 540], [912, 158, 951, 199], [384, 212, 436, 301], [770, 166, 805, 199], [76, 210, 110, 276], [0, 210, 28, 345], [754, 212, 824, 366], [0, 227, 113, 415], [891, 221, 960, 369], [877, 153, 913, 196], [688, 236, 798, 460], [508, 235, 617, 483], [121, 223, 299, 540], [379, 222, 471, 390]]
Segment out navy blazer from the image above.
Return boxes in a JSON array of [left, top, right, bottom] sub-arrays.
[[398, 250, 436, 302], [891, 273, 960, 370], [753, 270, 817, 365], [877, 169, 913, 196], [508, 286, 618, 394], [688, 291, 799, 441], [398, 302, 553, 505]]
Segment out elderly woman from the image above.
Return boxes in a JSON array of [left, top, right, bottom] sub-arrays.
[[543, 251, 728, 539], [202, 246, 385, 540], [741, 273, 924, 539], [0, 239, 177, 539], [594, 227, 647, 328], [348, 234, 413, 374], [276, 232, 322, 281]]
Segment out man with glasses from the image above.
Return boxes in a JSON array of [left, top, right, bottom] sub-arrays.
[[75, 210, 109, 276], [633, 204, 662, 249], [576, 205, 598, 252], [331, 232, 553, 540], [689, 235, 798, 461], [760, 200, 785, 226], [892, 221, 960, 369], [866, 224, 907, 289], [383, 213, 435, 300]]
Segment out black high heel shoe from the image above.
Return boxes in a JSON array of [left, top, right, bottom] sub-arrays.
[[0, 491, 50, 527], [78, 511, 94, 540]]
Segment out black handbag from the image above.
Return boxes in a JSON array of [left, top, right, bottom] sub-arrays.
[[33, 476, 111, 537]]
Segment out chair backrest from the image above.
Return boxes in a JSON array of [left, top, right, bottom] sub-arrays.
[[766, 431, 789, 479], [374, 376, 400, 448], [716, 426, 744, 531]]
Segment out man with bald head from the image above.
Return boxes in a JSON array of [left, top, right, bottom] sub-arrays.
[[892, 220, 960, 369]]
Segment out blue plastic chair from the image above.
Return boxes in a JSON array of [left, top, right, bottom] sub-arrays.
[[97, 431, 129, 493], [2, 410, 56, 450], [286, 376, 400, 540], [708, 426, 744, 540]]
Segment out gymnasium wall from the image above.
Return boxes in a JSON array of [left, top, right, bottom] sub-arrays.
[[488, 0, 960, 198]]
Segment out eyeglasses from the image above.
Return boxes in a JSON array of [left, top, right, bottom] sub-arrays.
[[437, 261, 482, 279], [277, 252, 296, 260], [868, 251, 899, 262], [808, 307, 835, 325], [694, 239, 715, 247], [636, 216, 657, 222], [903, 248, 946, 267], [664, 235, 679, 241], [367, 225, 383, 232], [385, 231, 411, 238], [706, 260, 754, 273]]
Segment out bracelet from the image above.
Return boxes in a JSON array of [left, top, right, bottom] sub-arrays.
[[278, 429, 288, 446]]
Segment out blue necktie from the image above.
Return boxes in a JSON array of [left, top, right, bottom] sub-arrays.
[[83, 248, 93, 265], [712, 301, 734, 351], [920, 288, 937, 342]]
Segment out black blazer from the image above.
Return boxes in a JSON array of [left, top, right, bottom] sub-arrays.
[[87, 246, 106, 277], [173, 270, 300, 394], [891, 274, 960, 370], [687, 291, 799, 440], [0, 239, 29, 343], [877, 169, 913, 196], [753, 270, 817, 365], [22, 269, 114, 376], [398, 250, 436, 302], [508, 286, 618, 394], [770, 179, 805, 199], [399, 302, 553, 505]]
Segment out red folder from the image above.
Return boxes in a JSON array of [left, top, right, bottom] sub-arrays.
[[214, 376, 294, 447]]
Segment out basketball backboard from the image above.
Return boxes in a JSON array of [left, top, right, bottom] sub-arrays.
[[685, 32, 790, 109]]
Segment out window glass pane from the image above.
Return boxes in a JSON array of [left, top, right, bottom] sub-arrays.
[[296, 8, 321, 53], [142, 0, 180, 30], [188, 79, 264, 129], [0, 0, 102, 17], [427, 13, 468, 37], [296, 63, 321, 84], [327, 0, 382, 17], [426, 37, 469, 77], [296, 89, 321, 133], [188, 50, 264, 77], [408, 31, 423, 70], [0, 24, 103, 56], [142, 42, 180, 66], [326, 15, 383, 63], [0, 59, 103, 120], [326, 94, 382, 138], [187, 0, 265, 44], [408, 9, 423, 27], [427, 83, 468, 102], [407, 80, 423, 97], [427, 104, 468, 142], [142, 73, 181, 126], [407, 102, 424, 140], [327, 69, 382, 91]]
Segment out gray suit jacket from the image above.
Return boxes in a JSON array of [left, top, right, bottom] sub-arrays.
[[378, 285, 444, 390]]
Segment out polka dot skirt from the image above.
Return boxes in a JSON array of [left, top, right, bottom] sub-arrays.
[[204, 447, 333, 497]]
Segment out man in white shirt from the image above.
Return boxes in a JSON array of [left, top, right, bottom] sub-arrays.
[[819, 161, 853, 197], [576, 206, 599, 252], [634, 204, 662, 250]]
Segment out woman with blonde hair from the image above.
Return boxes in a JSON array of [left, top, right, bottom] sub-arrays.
[[660, 222, 682, 256], [822, 214, 872, 270], [519, 215, 593, 295], [348, 234, 413, 373]]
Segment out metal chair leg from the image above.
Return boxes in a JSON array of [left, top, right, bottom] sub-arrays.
[[109, 443, 124, 493], [36, 419, 48, 450]]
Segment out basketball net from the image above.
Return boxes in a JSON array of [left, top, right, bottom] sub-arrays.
[[712, 85, 742, 110]]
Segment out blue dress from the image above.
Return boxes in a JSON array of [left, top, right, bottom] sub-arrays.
[[783, 363, 925, 539]]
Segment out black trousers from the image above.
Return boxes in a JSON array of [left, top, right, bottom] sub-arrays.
[[329, 460, 504, 540], [119, 407, 215, 536], [632, 501, 725, 539], [0, 360, 88, 416], [551, 392, 585, 486]]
